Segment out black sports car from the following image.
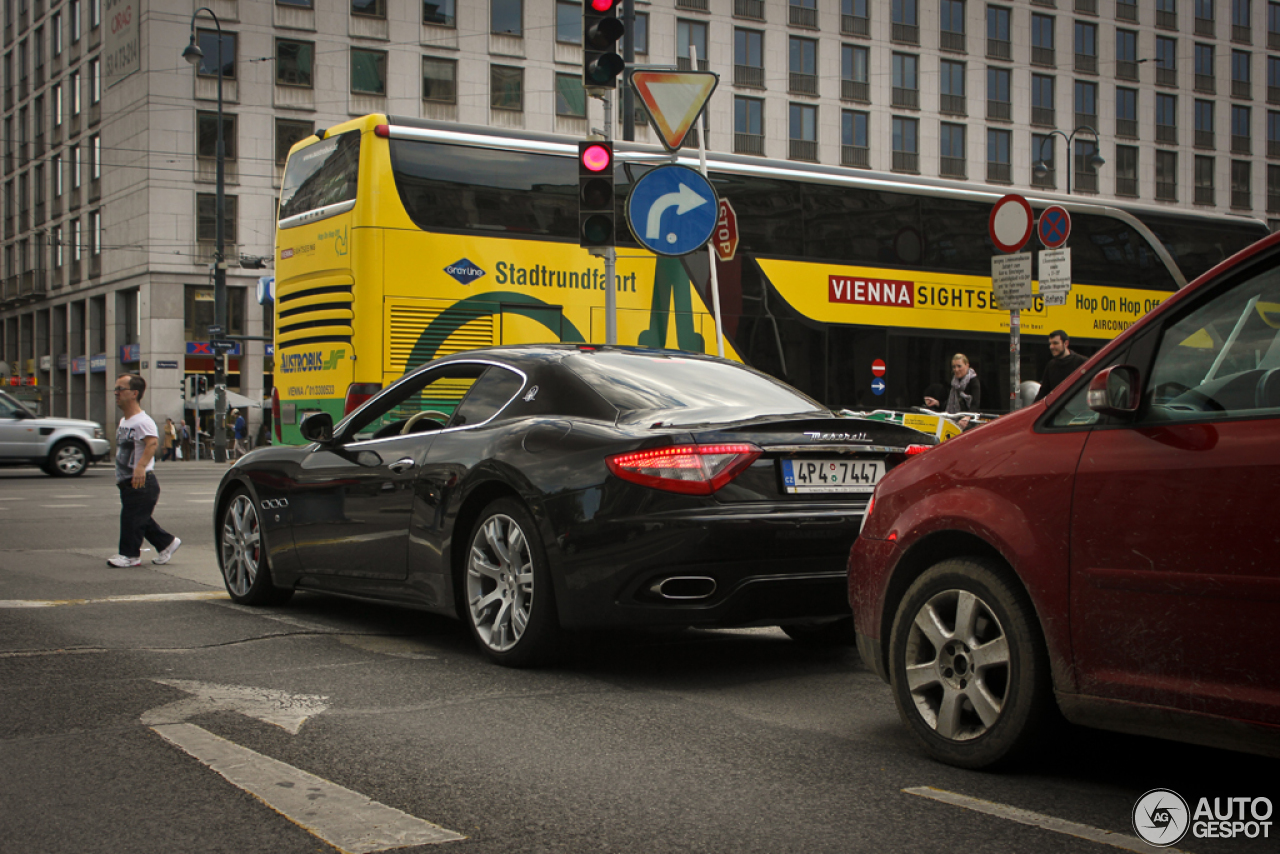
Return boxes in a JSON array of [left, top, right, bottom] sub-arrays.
[[214, 345, 933, 666]]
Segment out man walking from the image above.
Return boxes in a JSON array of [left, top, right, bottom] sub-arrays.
[[108, 374, 181, 568], [1034, 330, 1089, 402]]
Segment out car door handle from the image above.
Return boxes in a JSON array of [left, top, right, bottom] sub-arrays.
[[389, 457, 416, 474]]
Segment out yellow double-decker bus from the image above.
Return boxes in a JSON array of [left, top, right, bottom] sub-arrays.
[[271, 114, 1266, 443]]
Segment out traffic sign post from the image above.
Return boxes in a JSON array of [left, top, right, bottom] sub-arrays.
[[989, 194, 1033, 412], [1038, 205, 1071, 249], [714, 199, 738, 262], [626, 165, 717, 256]]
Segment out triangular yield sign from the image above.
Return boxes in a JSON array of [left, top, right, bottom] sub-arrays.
[[630, 70, 719, 151]]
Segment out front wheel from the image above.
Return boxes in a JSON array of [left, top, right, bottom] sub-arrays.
[[219, 491, 293, 606], [888, 558, 1053, 769], [47, 440, 89, 477], [463, 498, 561, 667]]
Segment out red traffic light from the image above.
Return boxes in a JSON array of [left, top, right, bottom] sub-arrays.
[[588, 0, 616, 11], [581, 143, 612, 173]]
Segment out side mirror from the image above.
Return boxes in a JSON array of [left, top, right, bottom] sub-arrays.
[[298, 411, 335, 444], [1087, 365, 1141, 416]]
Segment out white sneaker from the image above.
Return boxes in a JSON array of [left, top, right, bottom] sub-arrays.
[[107, 555, 141, 568], [153, 537, 182, 566]]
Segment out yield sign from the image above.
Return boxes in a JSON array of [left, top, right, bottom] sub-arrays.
[[630, 70, 719, 151]]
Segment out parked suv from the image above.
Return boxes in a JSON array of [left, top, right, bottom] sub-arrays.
[[849, 231, 1280, 769], [0, 389, 111, 477]]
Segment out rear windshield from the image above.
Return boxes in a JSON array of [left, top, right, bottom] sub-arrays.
[[565, 352, 825, 426], [278, 131, 361, 223]]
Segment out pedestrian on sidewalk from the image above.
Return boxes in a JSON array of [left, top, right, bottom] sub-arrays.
[[232, 408, 248, 459], [178, 419, 192, 461], [108, 373, 181, 568], [161, 417, 177, 462]]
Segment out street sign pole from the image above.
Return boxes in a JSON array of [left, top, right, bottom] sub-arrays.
[[989, 194, 1034, 412], [689, 47, 725, 358], [601, 91, 617, 345]]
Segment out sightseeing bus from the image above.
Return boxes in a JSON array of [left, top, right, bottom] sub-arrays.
[[272, 113, 1268, 443]]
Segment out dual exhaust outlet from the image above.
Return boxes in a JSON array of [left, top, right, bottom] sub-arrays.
[[649, 575, 717, 600]]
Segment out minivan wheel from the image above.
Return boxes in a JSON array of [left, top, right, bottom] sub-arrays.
[[463, 498, 561, 668], [48, 440, 89, 477], [888, 558, 1053, 769]]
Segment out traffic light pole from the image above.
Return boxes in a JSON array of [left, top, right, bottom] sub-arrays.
[[601, 93, 617, 344]]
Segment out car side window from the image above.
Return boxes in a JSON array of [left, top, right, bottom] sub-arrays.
[[345, 363, 486, 440], [451, 367, 524, 427], [1139, 260, 1280, 424], [0, 395, 21, 418]]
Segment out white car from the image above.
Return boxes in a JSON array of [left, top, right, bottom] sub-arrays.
[[0, 389, 111, 477]]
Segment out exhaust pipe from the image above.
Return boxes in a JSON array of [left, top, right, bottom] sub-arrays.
[[650, 576, 717, 600]]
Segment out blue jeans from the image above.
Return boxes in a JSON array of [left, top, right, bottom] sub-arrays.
[[117, 473, 175, 559]]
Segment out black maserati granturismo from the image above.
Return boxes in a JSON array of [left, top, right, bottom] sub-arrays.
[[214, 345, 933, 666]]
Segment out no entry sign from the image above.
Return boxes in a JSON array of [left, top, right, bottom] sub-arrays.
[[871, 359, 886, 377]]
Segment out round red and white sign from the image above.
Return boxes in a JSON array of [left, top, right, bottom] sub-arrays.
[[871, 359, 886, 377], [989, 194, 1034, 254]]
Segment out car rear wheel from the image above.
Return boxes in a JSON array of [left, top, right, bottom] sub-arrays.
[[464, 498, 561, 667], [47, 440, 88, 477], [219, 492, 293, 606], [888, 558, 1053, 769]]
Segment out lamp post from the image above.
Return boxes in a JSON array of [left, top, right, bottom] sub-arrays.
[[182, 8, 228, 463], [1033, 125, 1105, 195]]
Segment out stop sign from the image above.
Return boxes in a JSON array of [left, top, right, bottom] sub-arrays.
[[714, 199, 739, 262]]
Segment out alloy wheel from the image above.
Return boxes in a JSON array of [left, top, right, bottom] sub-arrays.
[[466, 513, 534, 652], [221, 494, 261, 597], [54, 443, 87, 475]]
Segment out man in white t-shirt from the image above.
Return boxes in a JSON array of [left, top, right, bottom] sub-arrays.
[[109, 374, 181, 568]]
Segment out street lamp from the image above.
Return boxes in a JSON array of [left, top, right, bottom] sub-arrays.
[[1033, 125, 1105, 194], [182, 8, 229, 463]]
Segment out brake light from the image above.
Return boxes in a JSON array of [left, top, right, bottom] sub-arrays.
[[344, 383, 381, 415], [607, 444, 762, 495], [905, 444, 932, 455], [272, 387, 282, 443]]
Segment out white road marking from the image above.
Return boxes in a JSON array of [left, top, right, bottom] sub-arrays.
[[142, 680, 463, 851], [0, 497, 24, 500], [40, 504, 88, 508], [903, 787, 1184, 853], [187, 499, 216, 503], [0, 591, 229, 608]]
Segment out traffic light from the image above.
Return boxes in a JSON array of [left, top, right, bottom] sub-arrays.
[[578, 141, 615, 248], [582, 0, 625, 89]]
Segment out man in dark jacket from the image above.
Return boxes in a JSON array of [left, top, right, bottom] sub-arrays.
[[1035, 330, 1088, 401]]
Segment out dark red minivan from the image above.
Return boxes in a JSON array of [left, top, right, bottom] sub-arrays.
[[848, 231, 1280, 769]]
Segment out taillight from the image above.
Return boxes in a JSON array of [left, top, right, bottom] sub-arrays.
[[272, 387, 282, 443], [606, 443, 762, 495], [344, 383, 381, 415], [905, 444, 932, 455]]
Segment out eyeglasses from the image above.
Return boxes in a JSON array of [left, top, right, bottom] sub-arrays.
[[113, 387, 133, 394]]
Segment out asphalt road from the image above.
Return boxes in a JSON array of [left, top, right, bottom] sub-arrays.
[[0, 461, 1275, 854]]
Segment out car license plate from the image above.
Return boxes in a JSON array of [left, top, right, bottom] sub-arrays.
[[781, 458, 882, 493]]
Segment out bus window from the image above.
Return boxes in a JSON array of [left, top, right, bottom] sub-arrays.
[[279, 130, 361, 223], [1066, 212, 1177, 291], [1128, 211, 1270, 282]]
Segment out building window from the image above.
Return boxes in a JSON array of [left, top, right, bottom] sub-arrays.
[[556, 1, 580, 43], [1032, 74, 1055, 126], [1075, 80, 1098, 126], [197, 193, 238, 244], [940, 0, 965, 52], [735, 96, 765, 155], [71, 0, 81, 43], [53, 152, 63, 196], [633, 12, 649, 54], [892, 52, 919, 108], [1075, 21, 1097, 74], [790, 0, 818, 28], [1031, 14, 1055, 66], [842, 44, 869, 101], [422, 57, 457, 104], [1116, 29, 1138, 79], [842, 0, 870, 37], [1233, 50, 1252, 97], [1195, 154, 1216, 205], [987, 65, 1011, 120], [71, 70, 80, 115], [987, 127, 1011, 182], [1157, 92, 1179, 142], [90, 133, 100, 181], [789, 37, 817, 95], [1156, 150, 1179, 200], [940, 122, 966, 177], [1156, 37, 1177, 86], [1196, 98, 1216, 147], [892, 0, 919, 44], [52, 11, 62, 55], [555, 74, 585, 118], [351, 49, 387, 95], [71, 143, 81, 188], [987, 4, 1011, 60], [1232, 159, 1251, 208], [53, 224, 63, 268], [275, 118, 314, 166], [789, 103, 818, 161], [735, 29, 764, 89], [277, 40, 314, 87], [940, 60, 965, 114], [73, 219, 81, 262], [842, 109, 869, 167], [352, 0, 386, 18], [423, 0, 456, 27], [91, 0, 101, 29], [53, 82, 62, 127], [892, 116, 919, 171], [490, 64, 523, 110], [197, 111, 237, 161], [278, 0, 316, 6], [1270, 109, 1280, 156], [1196, 43, 1217, 92], [491, 0, 522, 36], [1117, 86, 1139, 138], [678, 20, 709, 69], [1233, 104, 1252, 152], [195, 30, 236, 79], [1033, 132, 1055, 188], [90, 58, 101, 104], [90, 209, 101, 256]]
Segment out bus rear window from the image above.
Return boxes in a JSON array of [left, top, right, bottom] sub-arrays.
[[279, 131, 361, 223]]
